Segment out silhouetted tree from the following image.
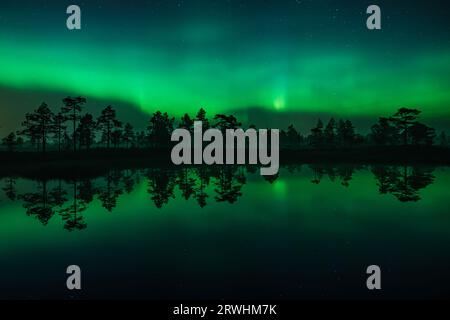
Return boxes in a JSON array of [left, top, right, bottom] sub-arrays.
[[78, 113, 96, 149], [389, 108, 421, 146], [20, 102, 55, 153], [147, 111, 174, 148], [213, 114, 241, 131], [2, 132, 19, 152], [195, 107, 210, 130], [122, 123, 135, 148], [53, 113, 66, 152], [97, 105, 121, 149], [136, 130, 147, 148], [337, 119, 355, 146], [62, 96, 86, 152], [111, 126, 123, 148], [353, 133, 365, 145], [179, 113, 194, 132], [280, 130, 288, 147], [324, 118, 336, 146], [371, 117, 398, 145], [439, 131, 448, 147], [410, 122, 435, 146], [286, 124, 302, 148], [309, 119, 324, 147], [62, 129, 72, 151]]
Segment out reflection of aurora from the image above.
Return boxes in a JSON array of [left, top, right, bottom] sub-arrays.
[[0, 164, 436, 231]]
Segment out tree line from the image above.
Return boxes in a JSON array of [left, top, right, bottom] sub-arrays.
[[1, 96, 448, 152], [281, 108, 446, 149]]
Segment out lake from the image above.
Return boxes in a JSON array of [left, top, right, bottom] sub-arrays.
[[0, 164, 449, 299]]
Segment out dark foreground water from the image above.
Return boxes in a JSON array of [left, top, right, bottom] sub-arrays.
[[0, 164, 449, 299]]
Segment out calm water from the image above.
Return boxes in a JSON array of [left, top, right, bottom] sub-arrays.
[[0, 164, 449, 299]]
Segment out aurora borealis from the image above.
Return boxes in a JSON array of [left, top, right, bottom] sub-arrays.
[[0, 0, 449, 134]]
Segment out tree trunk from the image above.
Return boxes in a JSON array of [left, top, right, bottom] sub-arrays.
[[73, 109, 77, 152], [58, 128, 61, 152], [107, 122, 111, 149], [403, 124, 408, 146], [42, 125, 46, 154]]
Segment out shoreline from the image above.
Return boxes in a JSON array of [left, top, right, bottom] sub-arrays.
[[0, 146, 449, 179]]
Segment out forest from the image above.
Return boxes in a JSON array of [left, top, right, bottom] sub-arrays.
[[1, 96, 449, 164]]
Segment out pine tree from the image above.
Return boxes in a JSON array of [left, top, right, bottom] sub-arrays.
[[97, 105, 121, 149], [53, 113, 66, 152], [195, 107, 209, 130], [287, 124, 301, 148], [439, 131, 448, 147], [213, 114, 241, 131], [2, 132, 18, 152], [324, 118, 336, 146], [389, 108, 421, 146], [371, 117, 398, 145], [310, 119, 324, 147], [62, 96, 86, 152], [179, 113, 194, 132], [147, 111, 174, 147], [111, 126, 123, 148], [410, 122, 435, 146], [122, 123, 135, 148], [20, 102, 55, 153], [337, 119, 355, 146], [78, 114, 96, 150]]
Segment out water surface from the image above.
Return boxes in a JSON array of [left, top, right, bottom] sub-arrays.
[[0, 164, 449, 299]]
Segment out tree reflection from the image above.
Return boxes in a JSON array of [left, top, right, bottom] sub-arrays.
[[309, 164, 356, 187], [59, 180, 87, 231], [3, 164, 438, 231], [98, 170, 123, 212], [2, 177, 17, 200], [336, 166, 355, 187], [372, 165, 435, 202], [19, 180, 59, 225], [146, 168, 175, 208], [177, 168, 196, 200], [49, 179, 68, 207], [213, 166, 244, 204], [194, 167, 210, 208]]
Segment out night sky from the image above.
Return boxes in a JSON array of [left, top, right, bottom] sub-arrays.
[[0, 0, 449, 134]]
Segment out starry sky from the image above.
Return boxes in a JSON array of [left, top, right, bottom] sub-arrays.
[[0, 0, 449, 134]]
